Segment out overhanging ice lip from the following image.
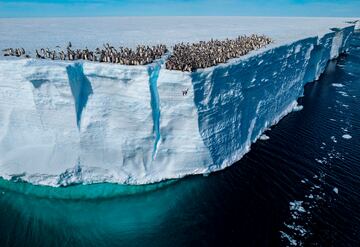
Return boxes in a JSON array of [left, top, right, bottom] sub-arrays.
[[0, 19, 357, 186]]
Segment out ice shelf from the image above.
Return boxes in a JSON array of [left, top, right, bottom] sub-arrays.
[[0, 18, 357, 186]]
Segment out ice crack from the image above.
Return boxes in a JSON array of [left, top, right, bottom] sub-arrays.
[[148, 62, 162, 159]]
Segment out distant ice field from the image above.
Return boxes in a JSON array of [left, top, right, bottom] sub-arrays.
[[0, 17, 357, 57]]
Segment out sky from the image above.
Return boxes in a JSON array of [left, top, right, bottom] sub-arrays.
[[0, 0, 359, 18]]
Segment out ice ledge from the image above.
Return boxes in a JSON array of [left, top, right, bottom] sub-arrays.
[[0, 24, 356, 186]]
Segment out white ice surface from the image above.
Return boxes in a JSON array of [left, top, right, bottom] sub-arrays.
[[0, 17, 358, 57], [0, 17, 357, 186]]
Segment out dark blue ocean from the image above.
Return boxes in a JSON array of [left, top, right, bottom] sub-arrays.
[[0, 32, 359, 247]]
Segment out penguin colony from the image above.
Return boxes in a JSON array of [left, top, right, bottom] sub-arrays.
[[165, 34, 272, 71], [2, 48, 30, 58], [2, 34, 272, 71], [2, 43, 168, 66]]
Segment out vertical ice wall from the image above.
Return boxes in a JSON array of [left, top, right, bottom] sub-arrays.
[[190, 26, 354, 172], [0, 60, 80, 185], [78, 63, 156, 184], [0, 25, 355, 186]]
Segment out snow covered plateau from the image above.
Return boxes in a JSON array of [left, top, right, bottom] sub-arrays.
[[0, 17, 358, 186]]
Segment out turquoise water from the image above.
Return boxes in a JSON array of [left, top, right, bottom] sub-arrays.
[[0, 178, 200, 246]]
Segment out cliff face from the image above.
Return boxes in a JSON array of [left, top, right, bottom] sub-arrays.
[[0, 25, 355, 186], [191, 26, 354, 172]]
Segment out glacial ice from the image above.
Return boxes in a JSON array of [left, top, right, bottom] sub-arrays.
[[259, 134, 270, 141], [0, 18, 357, 186], [342, 134, 352, 139], [332, 83, 345, 87]]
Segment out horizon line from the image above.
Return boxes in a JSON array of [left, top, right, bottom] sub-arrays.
[[1, 15, 359, 19]]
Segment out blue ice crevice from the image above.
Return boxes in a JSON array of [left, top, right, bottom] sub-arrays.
[[148, 62, 162, 160], [29, 79, 51, 89], [66, 63, 93, 129]]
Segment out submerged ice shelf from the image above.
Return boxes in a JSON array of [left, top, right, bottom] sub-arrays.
[[0, 19, 357, 186]]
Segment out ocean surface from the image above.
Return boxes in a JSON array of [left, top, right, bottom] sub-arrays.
[[0, 31, 359, 247]]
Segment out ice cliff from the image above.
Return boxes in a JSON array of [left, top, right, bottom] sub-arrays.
[[0, 24, 356, 186]]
